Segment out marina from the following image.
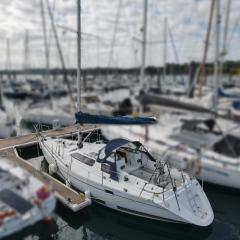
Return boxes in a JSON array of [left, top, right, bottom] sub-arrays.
[[0, 0, 240, 239]]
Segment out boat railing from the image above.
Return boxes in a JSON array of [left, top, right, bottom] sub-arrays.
[[48, 143, 187, 201], [68, 153, 176, 197], [163, 146, 201, 181], [138, 148, 189, 209]]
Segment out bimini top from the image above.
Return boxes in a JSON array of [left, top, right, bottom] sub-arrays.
[[97, 138, 138, 162]]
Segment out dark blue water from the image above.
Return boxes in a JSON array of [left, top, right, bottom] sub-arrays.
[[10, 184, 240, 240]]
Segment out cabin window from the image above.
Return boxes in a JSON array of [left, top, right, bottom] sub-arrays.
[[213, 135, 240, 158], [105, 189, 114, 195], [71, 153, 95, 166], [101, 163, 111, 174]]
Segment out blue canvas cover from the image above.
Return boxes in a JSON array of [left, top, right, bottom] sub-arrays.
[[75, 112, 156, 125], [104, 138, 131, 158], [218, 88, 240, 99]]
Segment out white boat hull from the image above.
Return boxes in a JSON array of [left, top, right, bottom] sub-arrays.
[[200, 162, 240, 189]]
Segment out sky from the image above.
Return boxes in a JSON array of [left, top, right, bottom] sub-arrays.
[[0, 0, 239, 69]]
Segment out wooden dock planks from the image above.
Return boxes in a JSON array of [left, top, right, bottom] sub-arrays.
[[0, 124, 98, 150]]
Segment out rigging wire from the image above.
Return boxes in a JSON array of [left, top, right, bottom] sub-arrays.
[[107, 0, 123, 68], [167, 23, 186, 89]]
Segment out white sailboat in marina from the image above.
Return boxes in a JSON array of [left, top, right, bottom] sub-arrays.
[[39, 134, 213, 226], [0, 78, 16, 138], [39, 0, 214, 226], [0, 159, 56, 239]]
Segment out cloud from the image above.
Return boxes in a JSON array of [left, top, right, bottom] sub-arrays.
[[0, 0, 239, 69]]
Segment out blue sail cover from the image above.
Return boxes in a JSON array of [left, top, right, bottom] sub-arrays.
[[218, 88, 240, 99], [75, 112, 156, 125]]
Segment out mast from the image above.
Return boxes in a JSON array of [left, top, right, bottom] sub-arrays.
[[213, 0, 221, 111], [23, 30, 30, 72], [198, 0, 215, 97], [23, 30, 31, 83], [167, 22, 186, 90], [163, 17, 167, 85], [6, 38, 11, 72], [40, 0, 51, 101], [140, 0, 148, 90], [46, 0, 75, 111], [220, 0, 231, 83], [77, 0, 82, 147], [107, 0, 123, 68]]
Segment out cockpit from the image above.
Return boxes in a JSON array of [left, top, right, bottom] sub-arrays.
[[97, 138, 159, 182]]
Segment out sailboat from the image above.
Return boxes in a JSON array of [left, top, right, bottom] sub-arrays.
[[39, 0, 213, 226], [0, 74, 16, 138], [0, 159, 56, 238]]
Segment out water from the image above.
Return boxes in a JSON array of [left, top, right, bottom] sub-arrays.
[[8, 184, 239, 240]]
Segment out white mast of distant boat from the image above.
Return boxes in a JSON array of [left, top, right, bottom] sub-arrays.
[[40, 0, 53, 107], [220, 0, 231, 85], [77, 0, 82, 147], [140, 0, 148, 91], [213, 0, 221, 112], [163, 17, 167, 87], [139, 0, 148, 114]]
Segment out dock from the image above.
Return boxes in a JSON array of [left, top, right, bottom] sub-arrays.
[[0, 124, 99, 212], [0, 124, 98, 150]]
